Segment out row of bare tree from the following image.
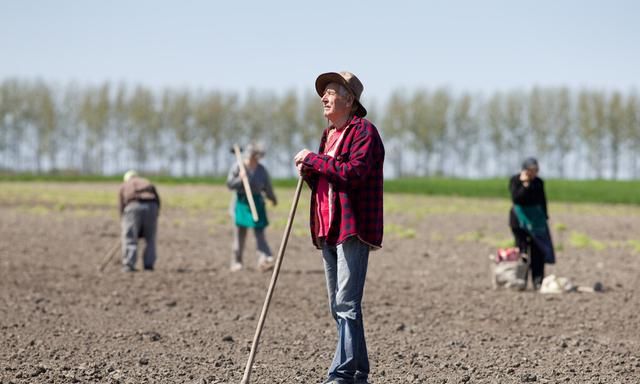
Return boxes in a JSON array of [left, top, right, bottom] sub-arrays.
[[1, 79, 638, 178]]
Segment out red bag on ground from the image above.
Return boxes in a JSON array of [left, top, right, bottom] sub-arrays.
[[495, 247, 520, 263]]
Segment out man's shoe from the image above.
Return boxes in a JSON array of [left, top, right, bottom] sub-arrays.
[[322, 377, 347, 384], [122, 265, 136, 272], [230, 262, 243, 272], [321, 375, 368, 384]]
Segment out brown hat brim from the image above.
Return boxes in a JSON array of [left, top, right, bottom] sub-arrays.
[[315, 72, 367, 118]]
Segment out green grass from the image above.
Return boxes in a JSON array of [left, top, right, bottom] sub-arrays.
[[569, 231, 606, 251], [455, 229, 514, 249], [2, 173, 640, 205], [0, 172, 226, 185], [384, 177, 640, 205], [3, 180, 640, 246], [385, 177, 508, 198], [627, 240, 640, 254], [385, 223, 416, 239], [545, 179, 640, 205]]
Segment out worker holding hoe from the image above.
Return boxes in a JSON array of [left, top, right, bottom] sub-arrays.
[[227, 143, 278, 272], [294, 71, 385, 384]]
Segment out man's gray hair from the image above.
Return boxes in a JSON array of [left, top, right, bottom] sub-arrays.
[[336, 84, 359, 114], [336, 84, 354, 99]]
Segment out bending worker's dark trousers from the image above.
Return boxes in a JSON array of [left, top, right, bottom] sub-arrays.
[[122, 201, 159, 270], [511, 226, 544, 289]]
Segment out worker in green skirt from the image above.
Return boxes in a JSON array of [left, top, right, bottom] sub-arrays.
[[226, 143, 278, 272]]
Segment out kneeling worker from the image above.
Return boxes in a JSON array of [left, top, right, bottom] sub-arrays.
[[119, 170, 161, 272]]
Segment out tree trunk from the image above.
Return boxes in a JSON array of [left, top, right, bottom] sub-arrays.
[[394, 147, 403, 178]]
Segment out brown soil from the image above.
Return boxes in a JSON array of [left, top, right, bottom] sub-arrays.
[[1, 184, 639, 383]]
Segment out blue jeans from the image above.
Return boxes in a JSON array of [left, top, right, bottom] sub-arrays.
[[322, 237, 370, 383]]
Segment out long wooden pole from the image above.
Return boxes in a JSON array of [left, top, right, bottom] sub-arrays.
[[98, 239, 120, 272], [233, 144, 259, 222], [240, 177, 304, 384]]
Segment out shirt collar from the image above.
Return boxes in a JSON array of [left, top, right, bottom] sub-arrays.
[[330, 115, 358, 132]]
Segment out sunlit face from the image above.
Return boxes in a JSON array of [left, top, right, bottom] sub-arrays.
[[321, 83, 353, 122]]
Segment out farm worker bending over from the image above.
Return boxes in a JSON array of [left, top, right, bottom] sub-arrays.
[[509, 157, 555, 290], [119, 170, 161, 272], [294, 71, 385, 384], [226, 143, 278, 272]]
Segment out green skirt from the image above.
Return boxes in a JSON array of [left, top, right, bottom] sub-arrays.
[[513, 204, 547, 235], [513, 204, 555, 264], [235, 193, 268, 229]]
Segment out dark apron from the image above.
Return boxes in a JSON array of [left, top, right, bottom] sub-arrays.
[[513, 204, 555, 264]]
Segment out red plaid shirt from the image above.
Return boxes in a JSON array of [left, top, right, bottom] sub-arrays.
[[300, 115, 385, 249]]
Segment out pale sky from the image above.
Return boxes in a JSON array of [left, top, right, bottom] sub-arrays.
[[1, 0, 639, 103]]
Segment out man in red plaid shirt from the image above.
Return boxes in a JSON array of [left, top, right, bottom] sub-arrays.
[[294, 71, 384, 384]]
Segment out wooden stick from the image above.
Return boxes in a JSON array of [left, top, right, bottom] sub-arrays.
[[240, 177, 304, 384], [233, 144, 259, 222], [98, 239, 120, 272]]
